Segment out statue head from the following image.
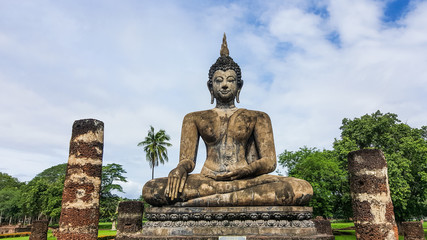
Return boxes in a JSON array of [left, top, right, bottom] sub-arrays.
[[208, 34, 243, 104]]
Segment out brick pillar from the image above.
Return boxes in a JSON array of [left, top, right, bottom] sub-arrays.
[[116, 201, 144, 240], [401, 221, 424, 240], [348, 149, 398, 240], [58, 119, 104, 240], [29, 220, 48, 240]]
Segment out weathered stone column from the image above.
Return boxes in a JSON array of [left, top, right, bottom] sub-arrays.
[[348, 149, 398, 240], [116, 201, 144, 240], [29, 220, 48, 240], [401, 221, 424, 240], [58, 119, 104, 240]]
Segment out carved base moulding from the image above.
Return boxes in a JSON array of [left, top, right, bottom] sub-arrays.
[[116, 206, 334, 240]]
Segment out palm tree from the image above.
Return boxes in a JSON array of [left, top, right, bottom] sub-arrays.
[[137, 126, 172, 179]]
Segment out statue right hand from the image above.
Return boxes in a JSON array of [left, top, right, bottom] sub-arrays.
[[165, 166, 188, 201]]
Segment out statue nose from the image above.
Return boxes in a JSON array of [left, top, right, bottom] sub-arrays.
[[222, 84, 228, 89]]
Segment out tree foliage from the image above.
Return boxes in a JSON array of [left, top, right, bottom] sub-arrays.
[[333, 110, 427, 221], [279, 148, 351, 218], [100, 163, 127, 221], [0, 173, 23, 220], [0, 162, 128, 224], [279, 111, 427, 221], [138, 126, 172, 179]]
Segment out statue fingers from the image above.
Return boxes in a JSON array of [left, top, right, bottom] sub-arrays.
[[165, 177, 171, 196], [171, 177, 178, 200], [174, 177, 181, 200], [179, 174, 187, 193]]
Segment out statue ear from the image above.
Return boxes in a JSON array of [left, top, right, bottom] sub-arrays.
[[210, 90, 214, 104], [236, 79, 243, 103], [207, 81, 214, 104], [236, 89, 241, 103]]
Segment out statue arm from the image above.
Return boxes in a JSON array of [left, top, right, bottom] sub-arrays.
[[249, 111, 277, 175], [165, 113, 199, 200]]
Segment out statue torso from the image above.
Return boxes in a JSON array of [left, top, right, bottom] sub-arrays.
[[187, 108, 261, 178]]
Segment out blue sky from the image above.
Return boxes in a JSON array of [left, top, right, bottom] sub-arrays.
[[1, 0, 426, 199]]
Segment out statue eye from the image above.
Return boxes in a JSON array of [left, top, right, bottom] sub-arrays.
[[215, 77, 223, 82], [227, 77, 236, 82]]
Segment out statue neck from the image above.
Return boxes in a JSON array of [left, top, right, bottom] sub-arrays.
[[215, 99, 236, 109]]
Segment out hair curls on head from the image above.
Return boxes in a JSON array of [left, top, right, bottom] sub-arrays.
[[207, 33, 243, 90], [208, 56, 243, 89]]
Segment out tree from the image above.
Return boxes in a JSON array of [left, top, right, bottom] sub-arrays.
[[0, 172, 24, 223], [278, 110, 427, 221], [138, 126, 172, 179], [34, 163, 67, 183], [333, 111, 427, 221], [279, 147, 351, 218], [100, 163, 127, 222], [0, 172, 23, 189]]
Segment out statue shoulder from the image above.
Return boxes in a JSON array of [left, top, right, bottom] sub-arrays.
[[241, 109, 272, 121], [183, 109, 216, 121]]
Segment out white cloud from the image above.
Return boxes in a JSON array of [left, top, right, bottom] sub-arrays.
[[0, 0, 425, 199]]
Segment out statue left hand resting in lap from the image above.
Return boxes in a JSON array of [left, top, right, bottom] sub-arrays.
[[142, 34, 313, 207]]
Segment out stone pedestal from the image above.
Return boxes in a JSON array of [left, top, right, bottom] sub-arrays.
[[116, 206, 334, 239], [348, 149, 398, 240], [29, 220, 48, 240], [58, 119, 104, 240], [401, 221, 425, 240]]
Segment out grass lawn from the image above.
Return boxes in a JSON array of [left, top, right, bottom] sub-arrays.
[[332, 221, 427, 239], [0, 223, 116, 240], [1, 221, 425, 239]]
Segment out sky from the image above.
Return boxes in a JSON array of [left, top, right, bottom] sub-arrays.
[[0, 0, 426, 199]]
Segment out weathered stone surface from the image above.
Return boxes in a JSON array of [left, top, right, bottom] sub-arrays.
[[117, 201, 144, 234], [142, 35, 313, 208], [58, 119, 104, 240], [117, 236, 334, 240], [312, 218, 333, 235], [133, 35, 317, 240], [141, 206, 332, 238], [145, 206, 313, 221], [348, 149, 398, 240], [29, 220, 48, 240], [401, 221, 425, 240], [144, 173, 313, 207]]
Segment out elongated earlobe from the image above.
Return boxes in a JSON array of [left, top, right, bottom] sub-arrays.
[[236, 89, 241, 103], [210, 91, 214, 104]]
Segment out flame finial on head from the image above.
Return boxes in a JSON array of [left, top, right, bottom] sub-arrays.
[[220, 33, 229, 57]]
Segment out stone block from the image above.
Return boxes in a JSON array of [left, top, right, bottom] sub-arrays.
[[117, 201, 144, 233], [401, 221, 425, 240], [312, 218, 333, 235], [29, 220, 48, 240]]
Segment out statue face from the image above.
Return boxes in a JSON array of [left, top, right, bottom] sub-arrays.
[[212, 69, 239, 102]]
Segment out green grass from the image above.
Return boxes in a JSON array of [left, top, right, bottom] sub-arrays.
[[331, 222, 354, 229], [333, 221, 427, 239], [0, 229, 116, 240], [2, 221, 426, 239]]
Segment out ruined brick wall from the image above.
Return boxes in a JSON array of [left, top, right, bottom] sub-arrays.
[[348, 149, 398, 240], [58, 119, 104, 240], [29, 220, 48, 240]]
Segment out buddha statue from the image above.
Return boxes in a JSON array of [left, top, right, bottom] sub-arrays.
[[142, 34, 313, 207]]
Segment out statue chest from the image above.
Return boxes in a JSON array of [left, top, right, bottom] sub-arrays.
[[196, 112, 256, 145]]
